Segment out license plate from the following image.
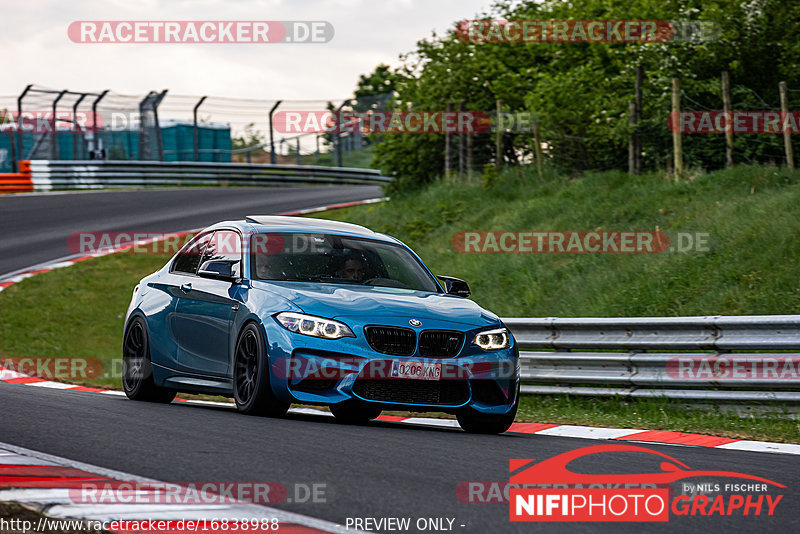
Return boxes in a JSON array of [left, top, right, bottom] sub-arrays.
[[391, 360, 441, 381]]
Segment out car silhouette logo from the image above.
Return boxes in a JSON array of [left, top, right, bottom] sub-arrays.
[[510, 444, 785, 487], [409, 319, 422, 327]]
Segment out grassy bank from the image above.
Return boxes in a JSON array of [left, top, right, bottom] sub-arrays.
[[1, 164, 799, 440], [0, 252, 172, 389], [316, 164, 800, 317]]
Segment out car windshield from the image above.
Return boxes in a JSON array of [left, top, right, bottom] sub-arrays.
[[250, 232, 441, 293]]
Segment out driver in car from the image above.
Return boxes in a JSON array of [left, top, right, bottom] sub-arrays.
[[335, 256, 365, 282]]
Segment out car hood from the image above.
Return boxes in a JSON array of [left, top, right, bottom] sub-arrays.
[[251, 280, 499, 327]]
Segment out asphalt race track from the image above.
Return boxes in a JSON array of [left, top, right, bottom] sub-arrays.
[[0, 186, 798, 533], [1, 385, 798, 533], [0, 185, 382, 276]]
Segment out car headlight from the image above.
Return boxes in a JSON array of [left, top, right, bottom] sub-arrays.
[[274, 312, 355, 339], [472, 327, 510, 350]]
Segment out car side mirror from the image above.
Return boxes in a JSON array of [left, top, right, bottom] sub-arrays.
[[437, 275, 471, 298], [198, 260, 239, 282]]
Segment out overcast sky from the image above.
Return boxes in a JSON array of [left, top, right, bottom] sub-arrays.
[[1, 0, 493, 101]]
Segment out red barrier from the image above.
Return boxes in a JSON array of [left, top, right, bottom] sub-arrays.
[[0, 160, 33, 193]]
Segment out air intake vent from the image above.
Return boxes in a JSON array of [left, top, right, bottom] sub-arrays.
[[353, 379, 469, 406], [364, 326, 416, 356], [418, 330, 464, 357]]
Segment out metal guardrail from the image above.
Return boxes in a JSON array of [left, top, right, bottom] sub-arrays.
[[502, 316, 800, 402], [3, 160, 390, 191]]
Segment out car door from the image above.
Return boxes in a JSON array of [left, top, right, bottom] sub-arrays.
[[154, 231, 214, 372], [173, 229, 242, 377]]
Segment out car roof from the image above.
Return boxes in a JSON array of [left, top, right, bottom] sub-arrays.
[[205, 216, 397, 243], [245, 215, 380, 236]]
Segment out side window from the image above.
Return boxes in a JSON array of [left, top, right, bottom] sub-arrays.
[[199, 230, 242, 278], [172, 233, 213, 275]]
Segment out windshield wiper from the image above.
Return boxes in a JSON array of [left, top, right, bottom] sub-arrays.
[[279, 275, 331, 282], [277, 275, 366, 285]]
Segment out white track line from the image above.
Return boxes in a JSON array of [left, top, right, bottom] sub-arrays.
[[0, 441, 366, 533]]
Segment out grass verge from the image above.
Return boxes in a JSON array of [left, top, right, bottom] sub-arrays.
[[517, 395, 800, 443]]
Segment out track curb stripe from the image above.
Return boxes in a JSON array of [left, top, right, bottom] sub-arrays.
[[0, 443, 364, 533]]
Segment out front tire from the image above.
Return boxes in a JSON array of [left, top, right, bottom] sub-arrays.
[[233, 323, 289, 417], [457, 388, 519, 434], [122, 317, 176, 403], [330, 400, 382, 424]]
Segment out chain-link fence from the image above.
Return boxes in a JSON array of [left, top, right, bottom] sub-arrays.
[[0, 85, 390, 173]]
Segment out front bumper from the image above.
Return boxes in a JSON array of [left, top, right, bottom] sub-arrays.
[[264, 316, 520, 415]]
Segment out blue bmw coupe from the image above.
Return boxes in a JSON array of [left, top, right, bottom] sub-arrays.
[[123, 216, 519, 433]]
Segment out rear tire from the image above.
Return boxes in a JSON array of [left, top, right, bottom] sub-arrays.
[[457, 387, 518, 434], [122, 317, 176, 403], [233, 323, 289, 417], [330, 400, 382, 425]]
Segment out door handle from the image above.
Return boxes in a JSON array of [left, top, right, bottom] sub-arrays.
[[180, 283, 192, 293]]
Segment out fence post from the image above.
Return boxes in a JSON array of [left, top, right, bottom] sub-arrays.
[[466, 131, 473, 183], [51, 90, 68, 160], [71, 94, 88, 160], [153, 90, 168, 162], [90, 90, 108, 160], [495, 99, 503, 170], [721, 71, 733, 168], [628, 101, 636, 175], [444, 101, 451, 178], [634, 65, 642, 174], [335, 100, 350, 167], [458, 100, 465, 178], [268, 100, 282, 165], [8, 128, 16, 171], [296, 137, 301, 165], [671, 78, 683, 176], [533, 117, 543, 181], [780, 81, 794, 170], [193, 96, 207, 162], [15, 84, 32, 172]]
